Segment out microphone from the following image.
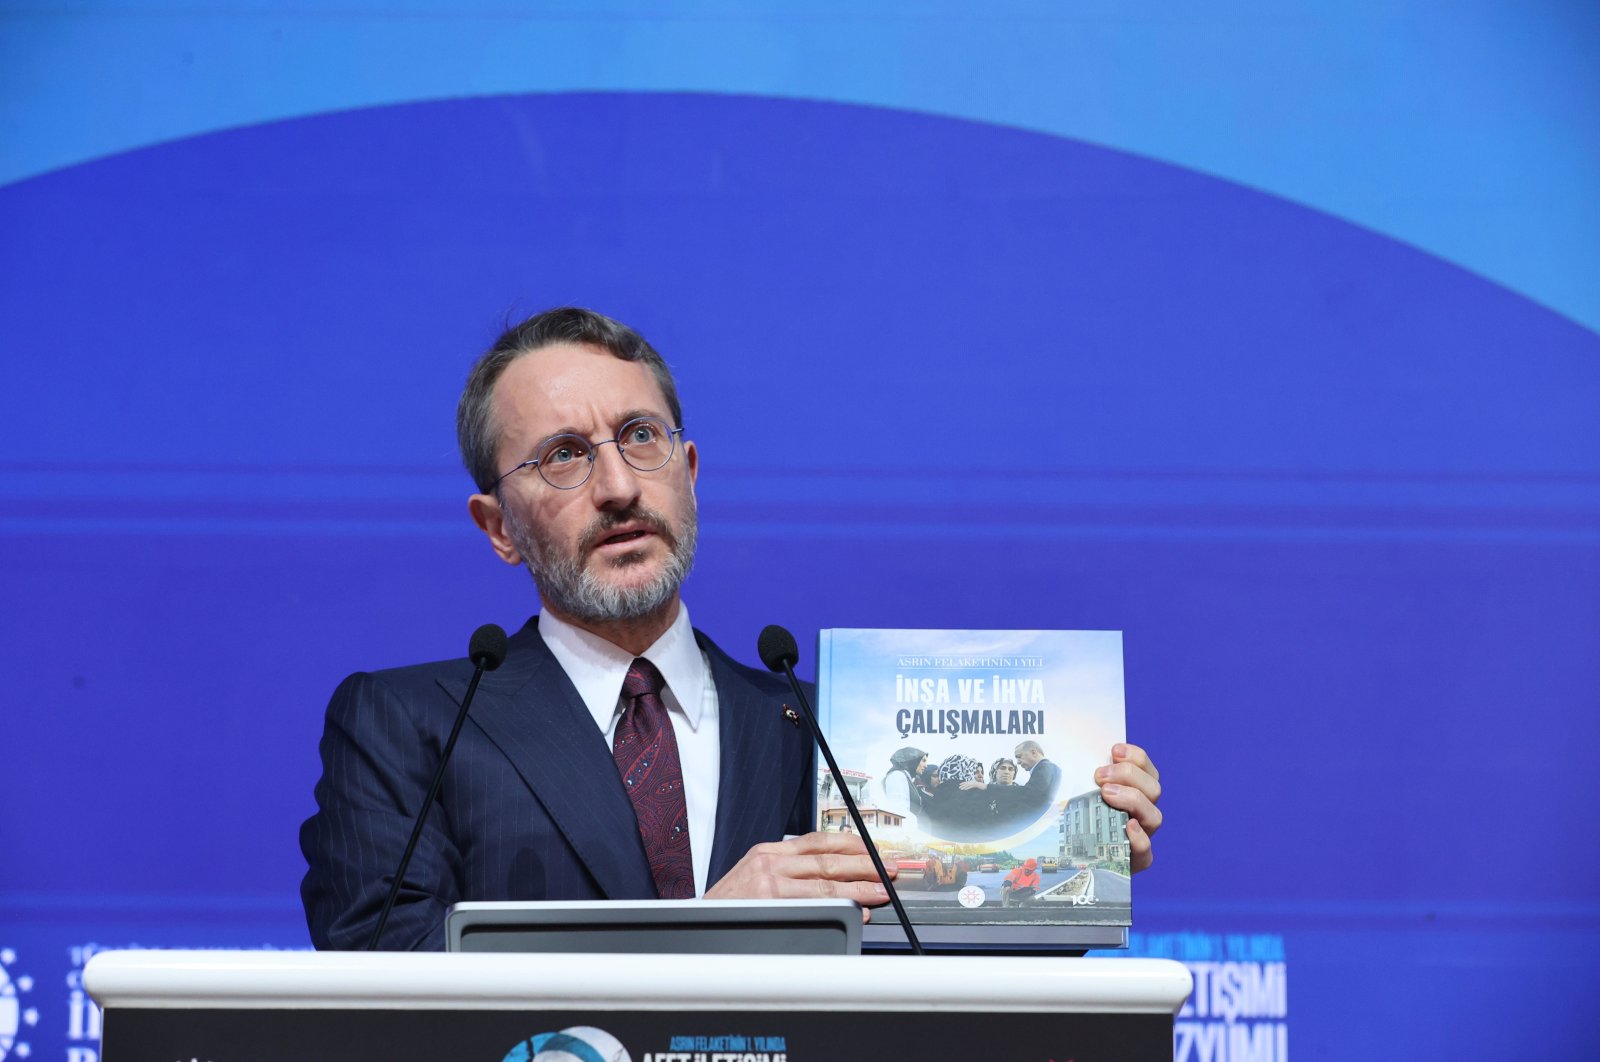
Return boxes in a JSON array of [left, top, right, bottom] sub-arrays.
[[367, 623, 507, 950], [469, 623, 509, 671], [755, 625, 801, 674], [758, 624, 924, 955]]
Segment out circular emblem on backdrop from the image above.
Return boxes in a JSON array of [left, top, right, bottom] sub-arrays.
[[957, 885, 986, 909], [0, 948, 39, 1060], [501, 1025, 631, 1062]]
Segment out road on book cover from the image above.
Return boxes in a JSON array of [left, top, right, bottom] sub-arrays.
[[1091, 869, 1131, 903]]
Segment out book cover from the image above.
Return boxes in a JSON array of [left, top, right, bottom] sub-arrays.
[[816, 628, 1131, 927]]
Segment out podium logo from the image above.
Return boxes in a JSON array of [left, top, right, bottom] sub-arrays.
[[503, 1025, 631, 1062], [0, 947, 39, 1061]]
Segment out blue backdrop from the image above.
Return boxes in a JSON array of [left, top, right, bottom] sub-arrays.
[[2, 4, 1597, 1060]]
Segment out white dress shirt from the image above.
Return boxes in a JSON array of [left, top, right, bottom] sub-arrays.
[[538, 603, 721, 896]]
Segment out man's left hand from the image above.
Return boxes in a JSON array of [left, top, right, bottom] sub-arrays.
[[703, 832, 893, 920], [1095, 743, 1162, 873]]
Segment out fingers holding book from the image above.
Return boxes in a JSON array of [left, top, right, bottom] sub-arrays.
[[1096, 742, 1162, 873]]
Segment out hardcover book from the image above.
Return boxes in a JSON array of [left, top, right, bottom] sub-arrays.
[[815, 628, 1131, 929]]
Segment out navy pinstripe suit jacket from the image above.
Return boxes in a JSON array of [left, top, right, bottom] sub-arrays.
[[299, 616, 816, 950]]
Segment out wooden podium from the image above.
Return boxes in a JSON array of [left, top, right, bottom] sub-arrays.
[[87, 948, 1192, 1061]]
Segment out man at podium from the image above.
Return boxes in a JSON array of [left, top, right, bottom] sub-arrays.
[[299, 307, 1164, 950]]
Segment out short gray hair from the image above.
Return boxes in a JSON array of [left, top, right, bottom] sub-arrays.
[[456, 307, 684, 493]]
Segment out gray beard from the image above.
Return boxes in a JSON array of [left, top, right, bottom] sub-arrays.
[[505, 500, 697, 625]]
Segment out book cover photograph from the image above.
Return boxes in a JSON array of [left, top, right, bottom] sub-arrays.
[[816, 628, 1131, 927]]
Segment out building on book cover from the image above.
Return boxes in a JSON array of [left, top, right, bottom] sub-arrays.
[[816, 628, 1131, 927]]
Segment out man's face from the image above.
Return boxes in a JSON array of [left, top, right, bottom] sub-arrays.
[[1015, 746, 1043, 770], [474, 343, 699, 626]]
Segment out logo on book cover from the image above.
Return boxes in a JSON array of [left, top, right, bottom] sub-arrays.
[[0, 948, 38, 1061], [502, 1025, 630, 1062]]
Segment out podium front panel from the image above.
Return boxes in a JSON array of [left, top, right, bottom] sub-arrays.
[[88, 949, 1193, 1062]]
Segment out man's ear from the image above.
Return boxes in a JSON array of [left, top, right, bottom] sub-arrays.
[[684, 438, 699, 488], [468, 493, 525, 566]]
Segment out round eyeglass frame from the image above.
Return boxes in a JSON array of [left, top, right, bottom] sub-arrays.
[[491, 416, 686, 492]]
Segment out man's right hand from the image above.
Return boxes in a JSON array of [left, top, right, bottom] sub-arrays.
[[704, 832, 893, 919]]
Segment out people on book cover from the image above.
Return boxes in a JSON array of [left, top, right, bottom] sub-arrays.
[[909, 759, 941, 828], [1001, 857, 1043, 906], [917, 754, 982, 839], [880, 746, 928, 827], [969, 739, 1063, 836], [908, 742, 1065, 842]]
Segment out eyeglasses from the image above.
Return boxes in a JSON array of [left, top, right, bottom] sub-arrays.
[[492, 416, 685, 491]]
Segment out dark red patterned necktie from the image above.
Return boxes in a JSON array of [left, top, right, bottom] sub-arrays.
[[612, 657, 694, 899]]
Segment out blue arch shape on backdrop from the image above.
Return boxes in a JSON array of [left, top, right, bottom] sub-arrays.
[[6, 3, 1598, 335], [1, 92, 1595, 1058], [2, 93, 1594, 481]]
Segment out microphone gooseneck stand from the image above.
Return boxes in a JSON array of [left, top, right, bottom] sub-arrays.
[[366, 623, 508, 951], [759, 624, 925, 955]]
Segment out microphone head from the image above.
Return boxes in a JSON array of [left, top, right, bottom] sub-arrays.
[[468, 623, 509, 671], [757, 624, 800, 673]]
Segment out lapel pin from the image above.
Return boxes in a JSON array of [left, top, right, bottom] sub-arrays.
[[782, 705, 801, 727]]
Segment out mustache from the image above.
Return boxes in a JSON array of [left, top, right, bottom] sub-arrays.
[[578, 506, 678, 553]]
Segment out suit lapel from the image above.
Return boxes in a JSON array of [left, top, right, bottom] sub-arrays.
[[704, 636, 791, 883], [435, 618, 656, 899]]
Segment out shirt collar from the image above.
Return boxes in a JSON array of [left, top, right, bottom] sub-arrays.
[[538, 603, 707, 734]]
